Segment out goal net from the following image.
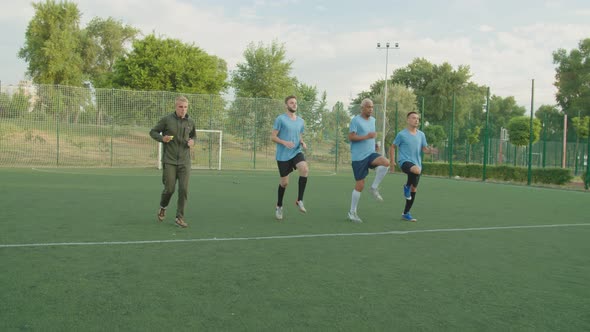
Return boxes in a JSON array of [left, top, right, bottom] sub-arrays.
[[158, 129, 223, 170]]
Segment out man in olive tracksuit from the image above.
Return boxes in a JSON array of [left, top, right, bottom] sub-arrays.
[[149, 96, 196, 228]]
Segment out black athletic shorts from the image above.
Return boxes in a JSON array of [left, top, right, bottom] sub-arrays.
[[401, 161, 421, 188], [277, 152, 306, 177]]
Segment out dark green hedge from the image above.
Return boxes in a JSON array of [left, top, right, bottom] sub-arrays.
[[422, 162, 573, 185]]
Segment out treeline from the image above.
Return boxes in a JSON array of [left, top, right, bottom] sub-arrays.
[[7, 1, 590, 150]]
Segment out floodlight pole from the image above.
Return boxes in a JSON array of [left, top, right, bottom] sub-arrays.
[[377, 42, 399, 152]]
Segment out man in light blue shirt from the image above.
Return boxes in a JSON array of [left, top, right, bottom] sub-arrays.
[[390, 111, 430, 222], [347, 98, 390, 223], [271, 95, 309, 220]]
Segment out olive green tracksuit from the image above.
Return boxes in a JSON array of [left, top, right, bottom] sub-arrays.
[[149, 112, 196, 219]]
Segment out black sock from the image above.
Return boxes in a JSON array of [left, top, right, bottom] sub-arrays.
[[277, 185, 286, 207], [298, 176, 307, 201], [403, 192, 417, 214]]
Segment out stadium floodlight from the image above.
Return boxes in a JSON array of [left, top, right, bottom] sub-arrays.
[[376, 41, 400, 151]]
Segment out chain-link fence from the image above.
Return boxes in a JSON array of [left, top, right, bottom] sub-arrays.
[[0, 84, 353, 171], [1, 83, 588, 185]]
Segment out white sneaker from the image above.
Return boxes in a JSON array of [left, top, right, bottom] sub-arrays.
[[295, 200, 307, 213], [275, 206, 283, 220], [369, 187, 383, 202], [347, 211, 363, 223]]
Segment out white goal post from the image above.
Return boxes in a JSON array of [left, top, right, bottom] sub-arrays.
[[158, 129, 223, 170], [500, 127, 509, 141]]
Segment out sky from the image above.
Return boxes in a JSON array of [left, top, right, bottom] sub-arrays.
[[1, 0, 590, 111]]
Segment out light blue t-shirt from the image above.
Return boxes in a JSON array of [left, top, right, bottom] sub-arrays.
[[349, 115, 376, 161], [273, 113, 305, 161], [393, 128, 428, 168]]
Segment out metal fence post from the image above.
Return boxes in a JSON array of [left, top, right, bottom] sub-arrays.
[[483, 87, 490, 181], [335, 107, 339, 173], [56, 85, 60, 167], [110, 89, 114, 167], [449, 92, 455, 178], [527, 79, 534, 185], [253, 98, 257, 169]]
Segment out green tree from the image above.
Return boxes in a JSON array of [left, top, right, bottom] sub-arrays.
[[535, 104, 564, 141], [393, 59, 472, 122], [372, 84, 418, 145], [455, 83, 488, 130], [466, 126, 481, 145], [228, 40, 299, 155], [231, 40, 296, 99], [294, 82, 318, 128], [571, 116, 590, 139], [0, 90, 31, 118], [351, 83, 419, 153], [296, 86, 328, 143], [314, 91, 329, 135], [465, 125, 481, 164], [81, 17, 139, 88], [553, 38, 590, 118], [18, 0, 85, 85], [423, 125, 447, 148], [113, 34, 228, 94], [571, 116, 590, 174], [507, 116, 542, 167], [507, 116, 542, 146], [392, 57, 434, 98], [352, 84, 417, 119], [390, 58, 490, 150], [423, 124, 447, 162], [354, 59, 484, 134], [324, 102, 350, 164], [486, 95, 527, 138]]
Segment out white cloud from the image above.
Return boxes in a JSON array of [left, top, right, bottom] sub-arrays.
[[574, 9, 590, 16], [238, 7, 260, 20], [0, 2, 33, 21], [479, 25, 494, 32], [544, 0, 563, 9]]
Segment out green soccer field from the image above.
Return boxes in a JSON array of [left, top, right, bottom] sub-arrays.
[[1, 168, 589, 331]]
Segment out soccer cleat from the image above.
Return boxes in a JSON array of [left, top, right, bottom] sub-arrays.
[[157, 207, 166, 222], [401, 213, 417, 222], [347, 211, 363, 223], [175, 216, 188, 228], [403, 185, 412, 200], [275, 206, 283, 220], [295, 200, 307, 213], [369, 187, 383, 202]]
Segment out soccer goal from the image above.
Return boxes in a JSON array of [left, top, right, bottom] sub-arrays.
[[157, 129, 223, 170]]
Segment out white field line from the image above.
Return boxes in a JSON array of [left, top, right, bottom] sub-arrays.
[[30, 168, 337, 177], [2, 223, 589, 249]]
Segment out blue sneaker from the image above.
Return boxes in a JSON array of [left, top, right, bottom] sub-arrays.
[[403, 185, 412, 200], [401, 213, 417, 222]]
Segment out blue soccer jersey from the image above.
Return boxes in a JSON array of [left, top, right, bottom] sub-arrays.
[[349, 115, 376, 161], [273, 113, 305, 161], [393, 128, 428, 168]]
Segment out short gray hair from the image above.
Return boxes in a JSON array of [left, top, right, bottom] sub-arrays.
[[360, 98, 373, 108]]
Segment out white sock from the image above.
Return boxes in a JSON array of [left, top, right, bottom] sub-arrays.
[[371, 166, 389, 189], [350, 190, 361, 213]]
